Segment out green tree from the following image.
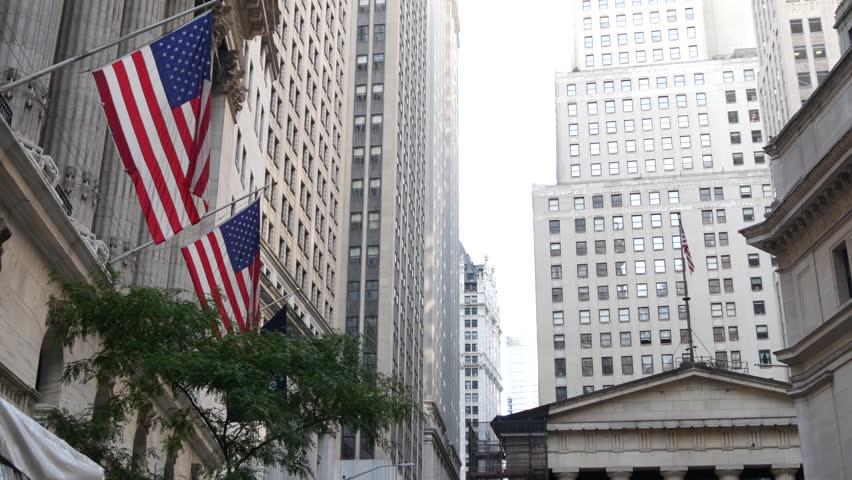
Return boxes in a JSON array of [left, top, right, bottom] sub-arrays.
[[42, 276, 415, 479]]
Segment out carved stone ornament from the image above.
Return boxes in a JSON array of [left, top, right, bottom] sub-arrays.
[[212, 4, 247, 113]]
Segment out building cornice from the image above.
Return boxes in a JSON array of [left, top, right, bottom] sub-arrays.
[[548, 416, 797, 432], [0, 121, 101, 281], [741, 132, 852, 268]]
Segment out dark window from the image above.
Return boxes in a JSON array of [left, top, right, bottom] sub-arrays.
[[621, 356, 634, 375], [556, 387, 568, 401], [602, 357, 614, 375], [809, 17, 822, 32], [552, 288, 564, 303], [581, 358, 594, 376], [790, 19, 803, 34], [756, 324, 769, 339], [555, 358, 567, 377], [833, 242, 852, 303], [551, 265, 563, 279], [753, 301, 766, 315], [549, 220, 561, 234]]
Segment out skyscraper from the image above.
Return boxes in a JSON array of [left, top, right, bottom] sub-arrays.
[[502, 335, 538, 415], [338, 0, 460, 478], [751, 0, 843, 139], [533, 0, 786, 404], [459, 249, 502, 473]]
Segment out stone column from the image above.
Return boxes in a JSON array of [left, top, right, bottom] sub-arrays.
[[92, 0, 166, 278], [715, 468, 741, 480], [772, 466, 799, 480], [660, 470, 687, 480], [43, 0, 124, 229], [0, 0, 66, 142]]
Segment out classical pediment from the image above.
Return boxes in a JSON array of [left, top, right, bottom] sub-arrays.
[[547, 367, 795, 430]]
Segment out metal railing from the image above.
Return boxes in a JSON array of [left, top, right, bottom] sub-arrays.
[[0, 96, 11, 125], [674, 355, 749, 375]]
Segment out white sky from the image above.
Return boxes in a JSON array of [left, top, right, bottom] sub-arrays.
[[458, 0, 572, 351]]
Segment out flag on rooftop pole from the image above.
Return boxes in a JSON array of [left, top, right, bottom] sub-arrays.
[[679, 221, 695, 274], [92, 12, 213, 244], [181, 200, 262, 335]]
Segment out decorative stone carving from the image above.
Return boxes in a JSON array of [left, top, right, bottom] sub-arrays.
[[69, 216, 110, 264], [715, 469, 741, 480], [212, 4, 247, 114], [660, 470, 687, 480]]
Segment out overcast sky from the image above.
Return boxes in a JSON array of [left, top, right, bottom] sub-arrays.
[[457, 0, 572, 361]]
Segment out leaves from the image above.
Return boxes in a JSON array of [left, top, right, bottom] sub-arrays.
[[44, 275, 416, 478]]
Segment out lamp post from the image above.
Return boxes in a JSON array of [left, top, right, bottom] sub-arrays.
[[342, 462, 416, 479]]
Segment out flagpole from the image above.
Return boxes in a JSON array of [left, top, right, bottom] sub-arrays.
[[109, 184, 269, 265], [0, 0, 221, 95], [678, 212, 695, 363], [260, 291, 297, 312]]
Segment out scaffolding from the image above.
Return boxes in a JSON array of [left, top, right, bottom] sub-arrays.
[[466, 411, 549, 480]]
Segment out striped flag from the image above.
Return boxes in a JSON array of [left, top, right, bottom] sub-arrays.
[[680, 222, 695, 274], [93, 13, 213, 244], [182, 201, 262, 335]]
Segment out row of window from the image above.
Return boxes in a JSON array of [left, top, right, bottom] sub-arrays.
[[566, 72, 716, 95], [582, 0, 684, 11], [582, 6, 695, 29], [552, 299, 766, 326], [584, 27, 697, 49], [584, 46, 699, 66], [556, 325, 769, 351], [564, 153, 764, 178]]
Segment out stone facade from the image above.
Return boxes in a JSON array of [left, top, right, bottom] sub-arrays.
[[742, 17, 852, 479], [492, 365, 802, 480]]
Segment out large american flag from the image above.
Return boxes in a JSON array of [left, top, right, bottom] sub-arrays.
[[679, 222, 695, 274], [182, 201, 262, 335], [93, 13, 213, 244]]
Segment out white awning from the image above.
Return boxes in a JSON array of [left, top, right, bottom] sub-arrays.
[[0, 397, 104, 480]]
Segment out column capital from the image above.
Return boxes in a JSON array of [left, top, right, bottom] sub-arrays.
[[660, 469, 687, 480], [772, 465, 800, 480], [607, 471, 633, 480], [715, 469, 741, 480]]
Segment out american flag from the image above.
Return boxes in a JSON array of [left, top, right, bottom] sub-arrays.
[[182, 201, 262, 335], [93, 13, 213, 244], [679, 222, 695, 274]]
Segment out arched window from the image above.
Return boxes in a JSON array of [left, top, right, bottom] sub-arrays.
[[34, 327, 63, 405]]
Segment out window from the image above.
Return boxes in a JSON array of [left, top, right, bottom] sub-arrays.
[[567, 83, 577, 96], [706, 256, 718, 270], [581, 358, 594, 376], [619, 308, 630, 323], [635, 260, 647, 275], [614, 238, 626, 253], [668, 191, 680, 204], [552, 288, 564, 303], [833, 242, 852, 303], [794, 45, 808, 61], [588, 102, 598, 115], [602, 357, 614, 375], [759, 350, 772, 366], [748, 253, 760, 268], [552, 311, 564, 325], [716, 209, 727, 223], [730, 132, 742, 144], [641, 355, 654, 374], [577, 264, 588, 278], [599, 309, 611, 324], [743, 208, 755, 222], [813, 44, 826, 59], [600, 332, 612, 347], [752, 130, 763, 143], [555, 359, 567, 377], [723, 71, 734, 83], [551, 265, 563, 279], [550, 242, 562, 256], [633, 238, 645, 252], [575, 218, 586, 233], [595, 240, 606, 254], [658, 306, 670, 321], [549, 220, 561, 234], [578, 287, 590, 302], [753, 301, 766, 315], [711, 303, 723, 318], [554, 334, 565, 350], [580, 334, 592, 349]]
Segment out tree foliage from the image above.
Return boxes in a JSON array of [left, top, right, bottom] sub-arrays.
[[43, 275, 416, 479]]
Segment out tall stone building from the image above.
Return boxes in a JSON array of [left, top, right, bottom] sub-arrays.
[[459, 249, 502, 474], [421, 0, 462, 478], [743, 2, 852, 477], [337, 0, 460, 478], [1, 0, 353, 477], [533, 0, 786, 404], [751, 0, 843, 139]]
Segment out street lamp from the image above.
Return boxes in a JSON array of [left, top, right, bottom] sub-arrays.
[[342, 462, 416, 479]]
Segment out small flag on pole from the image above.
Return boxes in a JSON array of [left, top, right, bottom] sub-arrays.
[[181, 201, 262, 335], [92, 12, 213, 244], [680, 222, 695, 274]]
